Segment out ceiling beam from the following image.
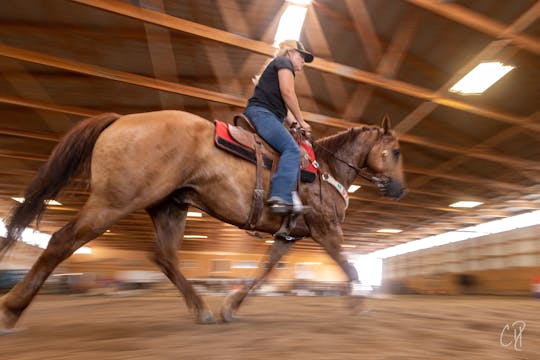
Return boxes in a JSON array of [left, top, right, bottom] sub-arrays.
[[1, 93, 540, 173], [0, 93, 100, 117], [303, 4, 348, 113], [344, 0, 383, 69], [0, 44, 247, 107], [399, 132, 540, 171], [406, 0, 540, 55], [68, 0, 540, 131], [343, 7, 419, 121], [139, 0, 184, 110], [406, 166, 532, 192], [409, 118, 540, 188], [396, 1, 540, 133]]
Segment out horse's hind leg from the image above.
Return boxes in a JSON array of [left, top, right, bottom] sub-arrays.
[[221, 239, 295, 323], [0, 205, 126, 331], [147, 200, 215, 324]]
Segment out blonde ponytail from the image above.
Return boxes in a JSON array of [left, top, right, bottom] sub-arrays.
[[252, 41, 296, 85]]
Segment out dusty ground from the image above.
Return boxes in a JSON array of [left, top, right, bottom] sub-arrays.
[[0, 293, 538, 359]]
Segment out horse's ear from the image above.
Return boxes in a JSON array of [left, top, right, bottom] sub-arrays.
[[381, 115, 391, 134]]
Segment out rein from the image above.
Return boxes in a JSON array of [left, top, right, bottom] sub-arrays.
[[312, 129, 392, 192], [314, 142, 372, 182]]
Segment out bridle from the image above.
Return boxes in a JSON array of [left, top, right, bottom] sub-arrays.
[[312, 130, 392, 193]]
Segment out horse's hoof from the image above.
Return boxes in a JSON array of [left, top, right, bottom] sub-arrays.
[[220, 288, 246, 323], [348, 295, 366, 314], [0, 304, 19, 332], [196, 309, 216, 325], [0, 327, 25, 335], [220, 305, 238, 323]]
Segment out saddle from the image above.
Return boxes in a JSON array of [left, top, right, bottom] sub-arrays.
[[215, 115, 317, 180], [214, 114, 318, 229]]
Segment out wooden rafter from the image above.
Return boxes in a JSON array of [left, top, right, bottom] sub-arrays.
[[140, 0, 184, 110], [342, 6, 419, 121], [344, 0, 382, 69], [68, 0, 540, 131], [1, 92, 540, 174], [396, 1, 540, 133], [406, 0, 540, 55]]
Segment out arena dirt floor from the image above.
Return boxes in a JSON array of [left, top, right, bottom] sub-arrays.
[[1, 293, 538, 359]]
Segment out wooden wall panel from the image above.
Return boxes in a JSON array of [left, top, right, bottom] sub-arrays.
[[383, 224, 540, 294]]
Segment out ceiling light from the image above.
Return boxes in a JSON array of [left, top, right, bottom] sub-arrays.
[[342, 244, 356, 248], [74, 247, 92, 254], [449, 62, 514, 94], [449, 201, 483, 208], [183, 235, 208, 239], [11, 197, 62, 206], [273, 4, 308, 47], [370, 209, 540, 259], [376, 229, 402, 234], [265, 240, 275, 244], [347, 185, 361, 193], [187, 212, 202, 217], [287, 0, 312, 5]]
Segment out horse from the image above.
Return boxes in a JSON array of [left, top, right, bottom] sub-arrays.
[[0, 110, 406, 330]]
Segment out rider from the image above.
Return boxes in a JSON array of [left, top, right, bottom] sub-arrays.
[[244, 39, 314, 216]]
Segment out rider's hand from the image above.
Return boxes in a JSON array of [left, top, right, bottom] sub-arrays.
[[301, 126, 312, 140], [301, 122, 311, 135]]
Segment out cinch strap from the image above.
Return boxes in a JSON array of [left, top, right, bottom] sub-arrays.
[[321, 173, 349, 209]]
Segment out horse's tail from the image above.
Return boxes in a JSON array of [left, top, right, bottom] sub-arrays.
[[1, 112, 121, 258]]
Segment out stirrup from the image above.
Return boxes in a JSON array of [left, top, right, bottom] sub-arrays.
[[274, 214, 302, 241]]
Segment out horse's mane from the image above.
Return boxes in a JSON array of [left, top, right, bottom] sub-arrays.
[[314, 125, 380, 166]]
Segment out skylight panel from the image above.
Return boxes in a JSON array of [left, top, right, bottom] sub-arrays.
[[449, 62, 514, 95], [273, 4, 308, 47]]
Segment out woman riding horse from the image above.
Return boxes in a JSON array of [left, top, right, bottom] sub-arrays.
[[245, 39, 314, 216], [0, 110, 406, 329]]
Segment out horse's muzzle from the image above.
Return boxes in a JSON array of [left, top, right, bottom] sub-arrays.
[[377, 178, 407, 199]]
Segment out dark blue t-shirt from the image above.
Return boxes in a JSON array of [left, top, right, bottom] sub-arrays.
[[247, 56, 295, 120]]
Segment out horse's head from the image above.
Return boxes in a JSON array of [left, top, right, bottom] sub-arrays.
[[365, 116, 407, 199]]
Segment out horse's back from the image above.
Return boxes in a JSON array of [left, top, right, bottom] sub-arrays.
[[113, 110, 211, 135], [89, 110, 216, 208]]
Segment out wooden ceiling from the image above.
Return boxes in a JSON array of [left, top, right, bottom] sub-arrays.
[[0, 0, 539, 256]]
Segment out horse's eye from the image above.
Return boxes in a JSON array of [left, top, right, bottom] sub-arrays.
[[392, 149, 400, 160]]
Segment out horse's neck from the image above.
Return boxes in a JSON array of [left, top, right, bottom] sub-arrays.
[[316, 128, 377, 187]]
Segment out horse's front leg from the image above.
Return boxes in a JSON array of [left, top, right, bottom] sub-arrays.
[[310, 224, 365, 313], [221, 239, 295, 323]]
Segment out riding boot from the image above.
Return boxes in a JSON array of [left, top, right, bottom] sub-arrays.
[[268, 192, 310, 216], [267, 196, 291, 215]]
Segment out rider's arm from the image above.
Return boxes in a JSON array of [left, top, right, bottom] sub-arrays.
[[278, 68, 311, 132], [283, 111, 297, 128]]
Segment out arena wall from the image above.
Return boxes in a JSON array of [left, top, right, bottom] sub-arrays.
[[382, 224, 540, 295]]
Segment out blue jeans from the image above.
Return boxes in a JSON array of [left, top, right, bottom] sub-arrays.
[[244, 105, 300, 205]]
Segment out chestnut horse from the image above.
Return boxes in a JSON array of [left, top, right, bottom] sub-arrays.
[[0, 110, 405, 330]]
